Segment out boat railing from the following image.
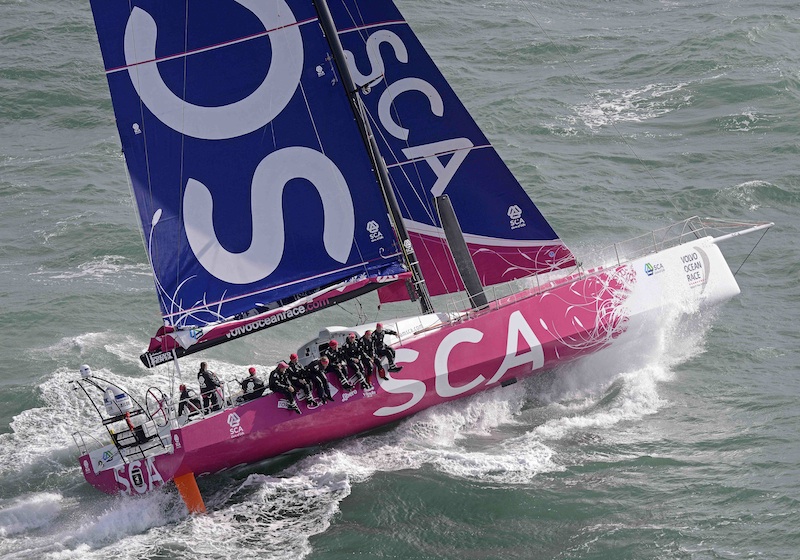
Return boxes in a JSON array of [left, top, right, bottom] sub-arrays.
[[72, 431, 91, 457], [438, 217, 771, 318]]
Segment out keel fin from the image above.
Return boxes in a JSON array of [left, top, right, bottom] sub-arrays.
[[174, 472, 206, 514]]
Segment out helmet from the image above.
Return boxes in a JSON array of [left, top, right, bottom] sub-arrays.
[[248, 366, 256, 375], [329, 339, 338, 348], [319, 356, 329, 364], [277, 362, 289, 370], [376, 323, 383, 329], [290, 353, 298, 361], [347, 333, 356, 340], [179, 384, 186, 391], [364, 330, 372, 336], [79, 364, 92, 379]]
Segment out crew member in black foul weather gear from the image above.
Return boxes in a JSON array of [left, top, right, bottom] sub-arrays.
[[268, 362, 301, 414], [360, 330, 386, 380], [343, 332, 371, 389], [240, 366, 266, 401], [287, 353, 319, 407], [320, 339, 356, 389], [197, 361, 223, 413], [305, 356, 334, 403], [374, 323, 403, 373]]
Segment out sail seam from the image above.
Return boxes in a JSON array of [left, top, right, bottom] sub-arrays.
[[104, 16, 319, 74]]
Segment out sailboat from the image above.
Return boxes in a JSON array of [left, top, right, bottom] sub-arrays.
[[72, 0, 772, 511]]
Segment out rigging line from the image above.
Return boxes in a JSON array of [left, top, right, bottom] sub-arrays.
[[340, 0, 371, 45], [363, 108, 434, 222], [733, 227, 770, 277], [177, 0, 190, 307], [520, 1, 682, 217], [334, 298, 366, 323], [337, 2, 439, 224], [126, 0, 161, 304], [362, 109, 463, 293], [361, 109, 460, 292]]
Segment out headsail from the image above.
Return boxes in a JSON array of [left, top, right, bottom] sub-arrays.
[[329, 0, 576, 301], [90, 0, 407, 331]]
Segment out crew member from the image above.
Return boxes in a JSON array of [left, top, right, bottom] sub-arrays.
[[240, 366, 266, 401], [197, 361, 223, 413], [287, 353, 319, 407], [304, 355, 334, 404], [374, 323, 402, 372], [268, 362, 301, 414], [178, 384, 202, 417], [360, 330, 386, 380], [320, 339, 353, 389], [343, 332, 370, 389]]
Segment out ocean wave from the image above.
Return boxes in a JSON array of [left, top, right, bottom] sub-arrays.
[[574, 81, 692, 130], [33, 256, 151, 282], [0, 493, 63, 537]]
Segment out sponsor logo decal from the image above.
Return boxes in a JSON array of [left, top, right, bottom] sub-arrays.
[[508, 205, 526, 230], [227, 412, 244, 439], [147, 351, 174, 367], [277, 399, 292, 410], [680, 250, 707, 287], [374, 310, 545, 418], [644, 262, 665, 276], [226, 306, 308, 339], [113, 457, 165, 495], [367, 220, 384, 242]]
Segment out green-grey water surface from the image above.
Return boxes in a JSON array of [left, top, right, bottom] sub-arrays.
[[0, 1, 797, 558]]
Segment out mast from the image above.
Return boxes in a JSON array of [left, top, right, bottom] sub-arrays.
[[312, 0, 434, 314]]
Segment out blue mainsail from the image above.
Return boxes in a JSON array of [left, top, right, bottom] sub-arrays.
[[90, 0, 406, 328], [329, 0, 576, 299]]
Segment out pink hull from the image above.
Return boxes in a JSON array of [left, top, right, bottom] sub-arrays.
[[80, 263, 630, 495], [80, 237, 739, 495]]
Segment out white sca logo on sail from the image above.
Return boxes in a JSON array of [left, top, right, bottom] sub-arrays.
[[367, 220, 384, 242], [508, 205, 526, 230]]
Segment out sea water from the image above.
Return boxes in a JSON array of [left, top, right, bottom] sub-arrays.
[[0, 0, 797, 558]]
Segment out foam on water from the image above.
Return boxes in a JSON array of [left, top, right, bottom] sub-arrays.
[[0, 252, 723, 559], [1, 491, 185, 560], [573, 81, 692, 130], [0, 493, 63, 537], [715, 180, 773, 212], [35, 256, 151, 282]]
